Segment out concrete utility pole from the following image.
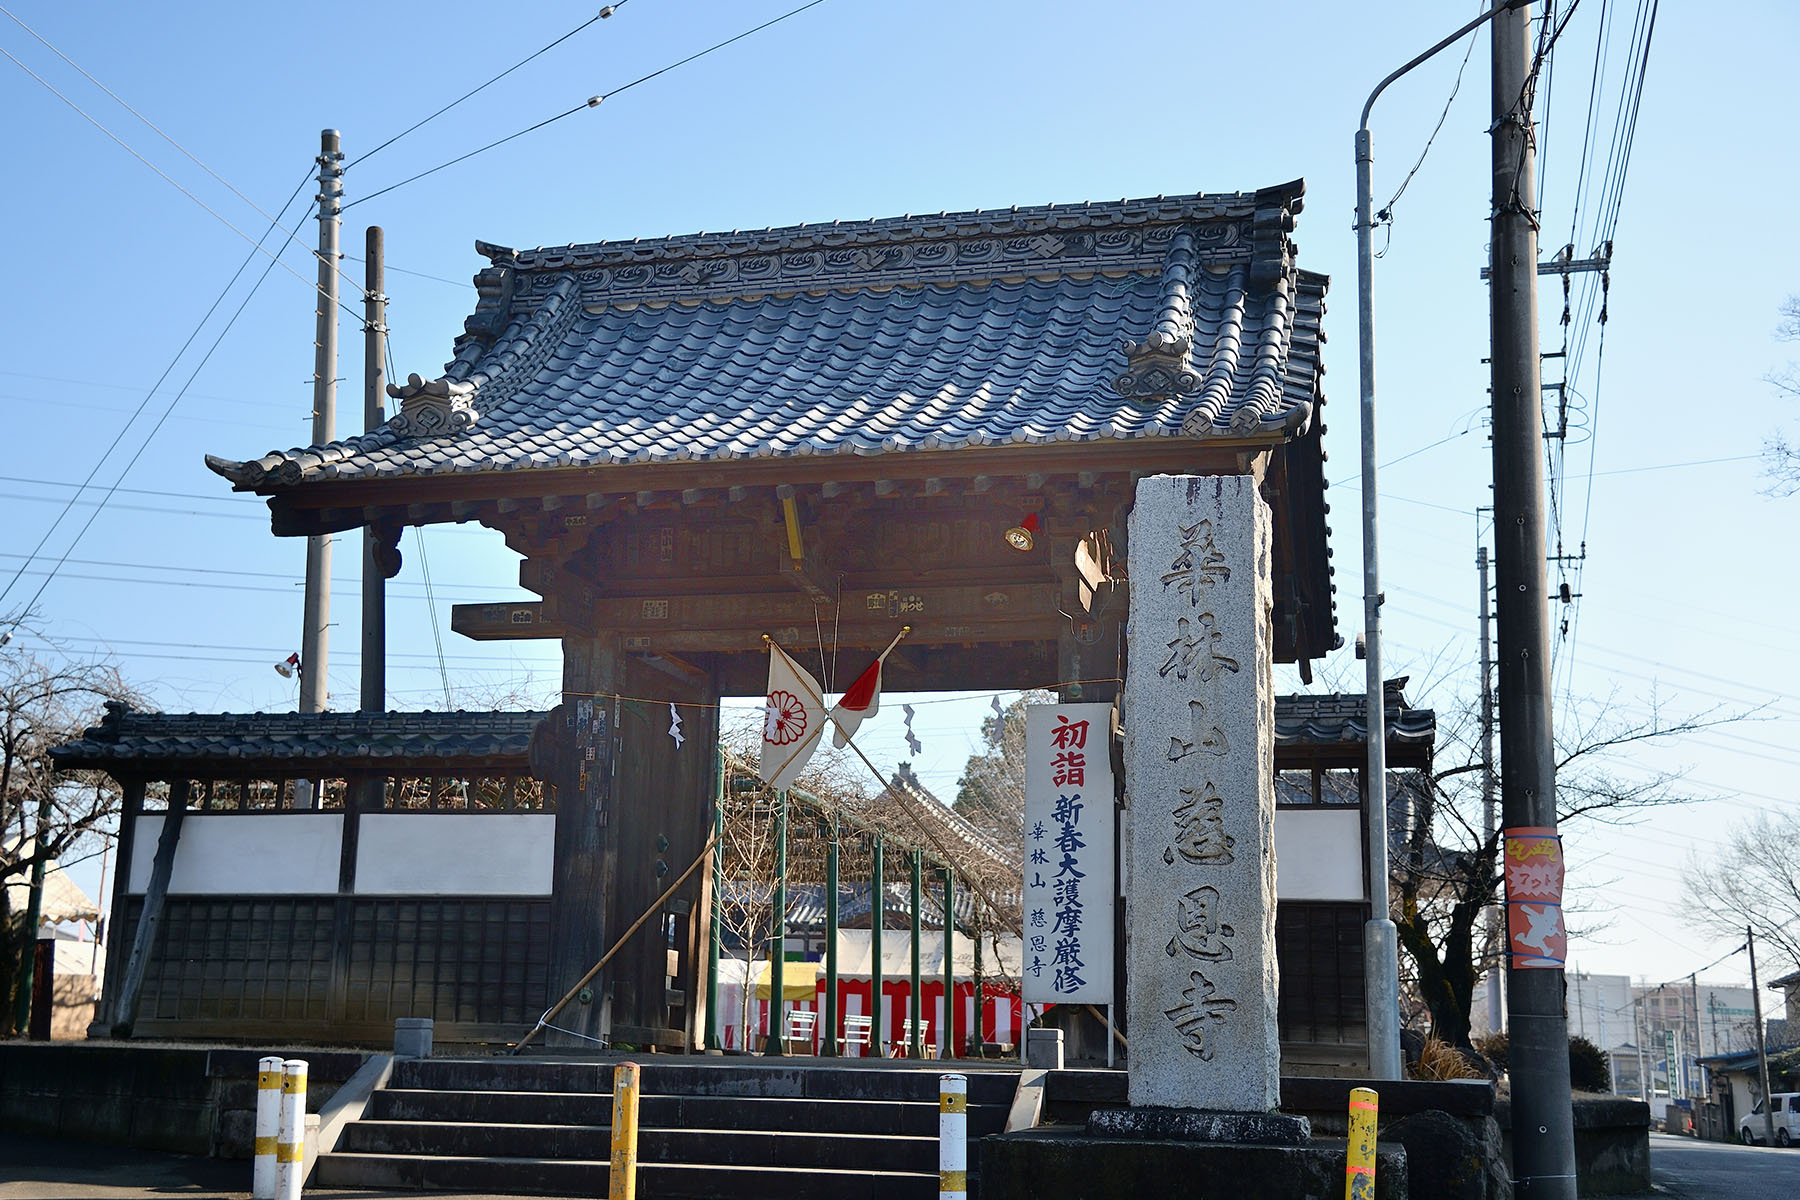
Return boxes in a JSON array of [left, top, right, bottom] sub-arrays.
[[1750, 926, 1776, 1146], [1490, 4, 1577, 1193], [300, 129, 343, 716], [360, 225, 387, 714], [1479, 544, 1503, 1036], [1355, 0, 1529, 1083]]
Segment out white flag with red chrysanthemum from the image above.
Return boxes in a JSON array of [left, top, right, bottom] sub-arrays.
[[760, 642, 826, 791]]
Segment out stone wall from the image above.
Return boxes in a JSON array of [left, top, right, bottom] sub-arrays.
[[1495, 1096, 1651, 1196], [0, 1043, 366, 1158]]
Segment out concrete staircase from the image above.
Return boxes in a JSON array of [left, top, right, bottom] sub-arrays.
[[315, 1056, 1020, 1198]]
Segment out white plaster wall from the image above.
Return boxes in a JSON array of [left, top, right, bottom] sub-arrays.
[[1274, 809, 1365, 901], [127, 813, 344, 894], [355, 813, 554, 896]]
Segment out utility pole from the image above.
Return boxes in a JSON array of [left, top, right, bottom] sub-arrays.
[[1635, 989, 1649, 1103], [1479, 545, 1503, 1037], [1490, 4, 1577, 1192], [1750, 926, 1776, 1146], [300, 129, 343, 718], [360, 225, 387, 714]]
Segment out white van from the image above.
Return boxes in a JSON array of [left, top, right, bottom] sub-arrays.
[[1738, 1093, 1800, 1146]]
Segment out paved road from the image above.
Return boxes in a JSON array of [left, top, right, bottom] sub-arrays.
[[1649, 1130, 1800, 1199]]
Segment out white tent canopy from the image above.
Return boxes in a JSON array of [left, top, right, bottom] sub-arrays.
[[833, 929, 1023, 982], [4, 838, 101, 926]]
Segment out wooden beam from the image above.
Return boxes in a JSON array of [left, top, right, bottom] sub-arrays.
[[452, 602, 568, 641], [110, 783, 189, 1036]]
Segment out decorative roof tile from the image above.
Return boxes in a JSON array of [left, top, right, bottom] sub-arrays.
[[207, 185, 1325, 488]]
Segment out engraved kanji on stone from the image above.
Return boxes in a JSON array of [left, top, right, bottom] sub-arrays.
[[1159, 613, 1240, 683], [1163, 970, 1238, 1061], [1165, 884, 1234, 962], [1164, 782, 1235, 865], [1168, 698, 1230, 762], [1160, 519, 1231, 603]]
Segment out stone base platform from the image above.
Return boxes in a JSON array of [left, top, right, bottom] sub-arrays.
[[1087, 1105, 1311, 1146], [981, 1126, 1408, 1200]]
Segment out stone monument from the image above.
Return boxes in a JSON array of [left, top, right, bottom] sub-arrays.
[[1110, 473, 1297, 1137]]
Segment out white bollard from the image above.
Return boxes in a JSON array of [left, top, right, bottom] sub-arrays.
[[939, 1072, 967, 1200], [275, 1059, 308, 1200], [253, 1055, 283, 1200]]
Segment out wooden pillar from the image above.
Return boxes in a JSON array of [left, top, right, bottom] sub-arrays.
[[539, 633, 625, 1048], [91, 776, 143, 1039], [111, 780, 190, 1037]]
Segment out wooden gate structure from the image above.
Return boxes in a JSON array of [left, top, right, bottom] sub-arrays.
[[192, 182, 1346, 1051]]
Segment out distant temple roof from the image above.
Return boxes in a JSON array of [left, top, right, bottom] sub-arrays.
[[1276, 678, 1436, 753], [206, 185, 1323, 488]]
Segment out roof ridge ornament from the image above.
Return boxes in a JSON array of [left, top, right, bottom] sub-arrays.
[[386, 372, 480, 439], [1112, 229, 1201, 408]]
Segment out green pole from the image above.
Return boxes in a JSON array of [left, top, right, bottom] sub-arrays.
[[870, 833, 884, 1056], [973, 904, 985, 1057], [766, 789, 788, 1055], [942, 864, 955, 1060], [909, 849, 923, 1060], [824, 813, 840, 1056], [705, 750, 724, 1052]]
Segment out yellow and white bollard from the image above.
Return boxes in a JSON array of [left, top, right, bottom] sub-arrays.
[[253, 1055, 283, 1200], [609, 1061, 641, 1200], [939, 1072, 968, 1200], [1345, 1085, 1379, 1200], [275, 1059, 308, 1200]]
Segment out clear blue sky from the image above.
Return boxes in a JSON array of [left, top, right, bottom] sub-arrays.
[[2, 0, 1794, 989]]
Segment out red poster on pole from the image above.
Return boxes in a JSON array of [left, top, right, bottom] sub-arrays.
[[1503, 826, 1565, 969]]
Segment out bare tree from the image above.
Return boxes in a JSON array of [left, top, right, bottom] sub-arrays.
[[1765, 294, 1800, 495], [1684, 812, 1800, 978], [1395, 686, 1749, 1054], [0, 625, 141, 1030]]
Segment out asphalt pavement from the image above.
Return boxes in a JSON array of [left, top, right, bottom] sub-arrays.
[[1645, 1129, 1800, 1199]]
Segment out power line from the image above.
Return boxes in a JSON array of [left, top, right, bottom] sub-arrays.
[[0, 2, 367, 306], [344, 0, 835, 211], [0, 168, 313, 620], [0, 43, 365, 322], [346, 2, 632, 171], [0, 178, 316, 629]]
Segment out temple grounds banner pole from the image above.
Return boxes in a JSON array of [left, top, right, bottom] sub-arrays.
[[871, 833, 885, 1055], [941, 865, 955, 1059], [766, 789, 788, 1055], [824, 812, 840, 1056], [910, 850, 923, 1059]]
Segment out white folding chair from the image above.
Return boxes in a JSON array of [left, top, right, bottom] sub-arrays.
[[782, 1008, 818, 1054], [841, 1013, 874, 1057]]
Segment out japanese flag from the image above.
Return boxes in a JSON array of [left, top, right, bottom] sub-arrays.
[[829, 629, 906, 749], [761, 642, 826, 791]]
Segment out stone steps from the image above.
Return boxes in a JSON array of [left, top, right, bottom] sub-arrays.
[[319, 1152, 937, 1199], [315, 1056, 1020, 1197]]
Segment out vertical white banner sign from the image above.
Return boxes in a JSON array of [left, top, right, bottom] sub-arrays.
[[1022, 702, 1115, 1005]]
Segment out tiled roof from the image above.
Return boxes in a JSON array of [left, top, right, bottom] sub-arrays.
[[50, 701, 544, 772], [1275, 678, 1436, 749], [206, 185, 1324, 488]]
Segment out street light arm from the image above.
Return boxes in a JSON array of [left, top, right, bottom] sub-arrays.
[[1360, 0, 1531, 132]]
